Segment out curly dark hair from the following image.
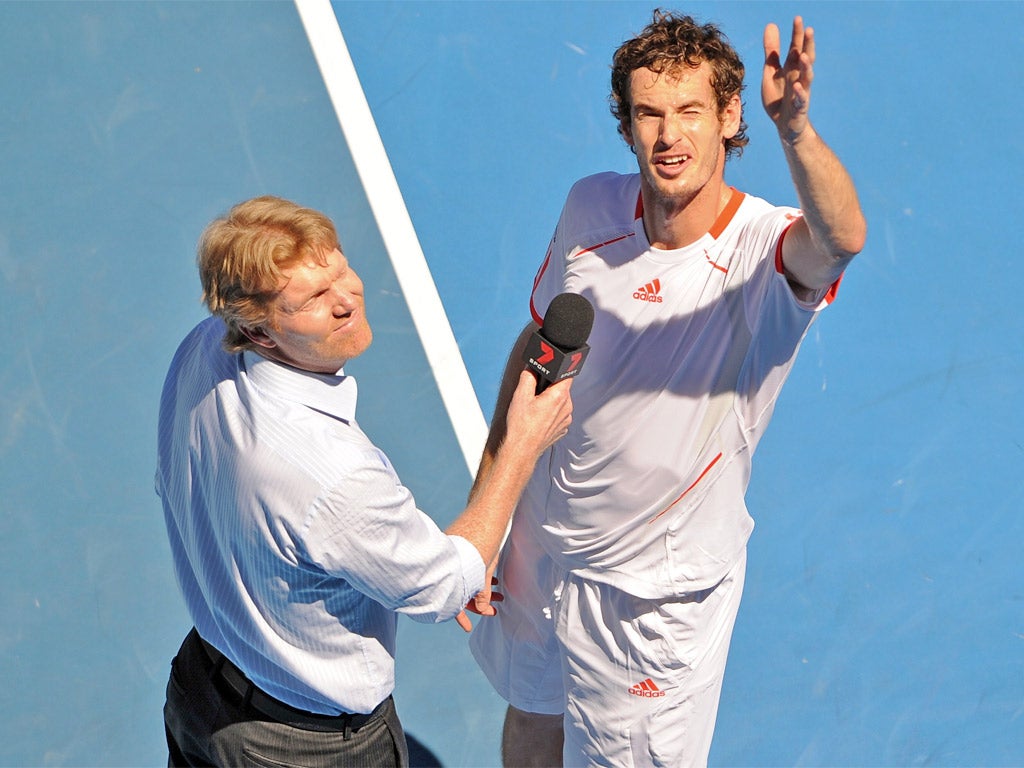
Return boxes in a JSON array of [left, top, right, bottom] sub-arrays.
[[610, 9, 749, 158]]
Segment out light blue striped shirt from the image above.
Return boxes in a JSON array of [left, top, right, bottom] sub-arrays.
[[156, 316, 484, 714]]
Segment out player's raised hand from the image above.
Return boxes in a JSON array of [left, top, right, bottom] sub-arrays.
[[763, 17, 815, 144]]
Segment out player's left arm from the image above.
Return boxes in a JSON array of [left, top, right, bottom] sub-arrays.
[[763, 16, 867, 294]]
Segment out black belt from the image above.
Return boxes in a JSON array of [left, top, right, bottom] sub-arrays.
[[194, 630, 383, 735]]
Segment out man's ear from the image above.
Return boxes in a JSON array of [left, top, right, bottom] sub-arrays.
[[620, 119, 636, 151], [720, 93, 742, 140], [240, 325, 277, 350]]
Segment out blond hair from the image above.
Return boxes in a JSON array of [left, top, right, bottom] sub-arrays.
[[197, 196, 338, 352]]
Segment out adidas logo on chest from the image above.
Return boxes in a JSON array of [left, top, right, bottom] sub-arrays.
[[631, 250, 729, 305], [633, 278, 663, 303]]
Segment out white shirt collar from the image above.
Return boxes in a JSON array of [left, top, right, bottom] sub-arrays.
[[241, 350, 358, 423]]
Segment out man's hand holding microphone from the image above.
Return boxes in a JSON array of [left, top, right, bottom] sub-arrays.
[[455, 293, 594, 631]]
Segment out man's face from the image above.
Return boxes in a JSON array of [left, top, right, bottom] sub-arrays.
[[622, 62, 740, 209], [248, 246, 372, 373]]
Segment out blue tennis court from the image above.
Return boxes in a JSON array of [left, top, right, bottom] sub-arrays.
[[1, 1, 1021, 765]]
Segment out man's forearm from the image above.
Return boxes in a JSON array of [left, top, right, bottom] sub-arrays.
[[782, 123, 866, 275], [447, 428, 540, 567], [456, 322, 549, 566], [467, 323, 537, 503]]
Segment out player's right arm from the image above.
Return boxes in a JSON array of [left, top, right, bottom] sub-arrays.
[[762, 17, 866, 293]]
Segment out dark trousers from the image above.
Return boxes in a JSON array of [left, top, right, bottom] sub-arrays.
[[164, 629, 409, 767]]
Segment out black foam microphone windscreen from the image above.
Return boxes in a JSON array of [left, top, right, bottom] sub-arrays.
[[522, 293, 595, 393]]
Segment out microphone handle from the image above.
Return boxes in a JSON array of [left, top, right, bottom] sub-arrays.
[[534, 372, 551, 395]]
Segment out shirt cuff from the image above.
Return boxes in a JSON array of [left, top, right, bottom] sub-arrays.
[[447, 534, 486, 598]]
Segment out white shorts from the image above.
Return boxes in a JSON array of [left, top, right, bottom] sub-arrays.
[[470, 518, 746, 768]]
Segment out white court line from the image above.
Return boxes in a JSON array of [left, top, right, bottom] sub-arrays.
[[295, 0, 487, 475]]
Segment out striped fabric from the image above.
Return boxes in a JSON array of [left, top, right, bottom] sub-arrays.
[[156, 316, 484, 715]]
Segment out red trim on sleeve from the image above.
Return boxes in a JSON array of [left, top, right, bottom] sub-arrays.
[[529, 246, 553, 325], [823, 274, 843, 304], [529, 299, 544, 326], [774, 220, 843, 304], [773, 222, 792, 274]]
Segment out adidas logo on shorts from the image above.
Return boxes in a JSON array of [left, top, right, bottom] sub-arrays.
[[628, 677, 665, 698]]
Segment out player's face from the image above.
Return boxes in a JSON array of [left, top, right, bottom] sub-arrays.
[[623, 63, 740, 210], [254, 246, 373, 373]]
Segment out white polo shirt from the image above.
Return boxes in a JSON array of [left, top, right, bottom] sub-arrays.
[[523, 172, 838, 598]]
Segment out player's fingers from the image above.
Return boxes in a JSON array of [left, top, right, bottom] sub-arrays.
[[762, 23, 781, 64], [789, 16, 805, 59], [804, 25, 816, 63], [455, 610, 472, 633]]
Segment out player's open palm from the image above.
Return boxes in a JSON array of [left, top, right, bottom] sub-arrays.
[[763, 16, 815, 143]]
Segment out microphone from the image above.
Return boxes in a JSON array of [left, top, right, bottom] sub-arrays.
[[523, 293, 595, 393]]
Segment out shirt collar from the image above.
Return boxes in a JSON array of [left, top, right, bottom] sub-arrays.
[[241, 350, 358, 423]]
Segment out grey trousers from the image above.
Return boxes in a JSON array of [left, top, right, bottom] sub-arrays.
[[164, 629, 409, 767]]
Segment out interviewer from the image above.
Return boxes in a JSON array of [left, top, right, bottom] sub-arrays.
[[156, 196, 572, 767]]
